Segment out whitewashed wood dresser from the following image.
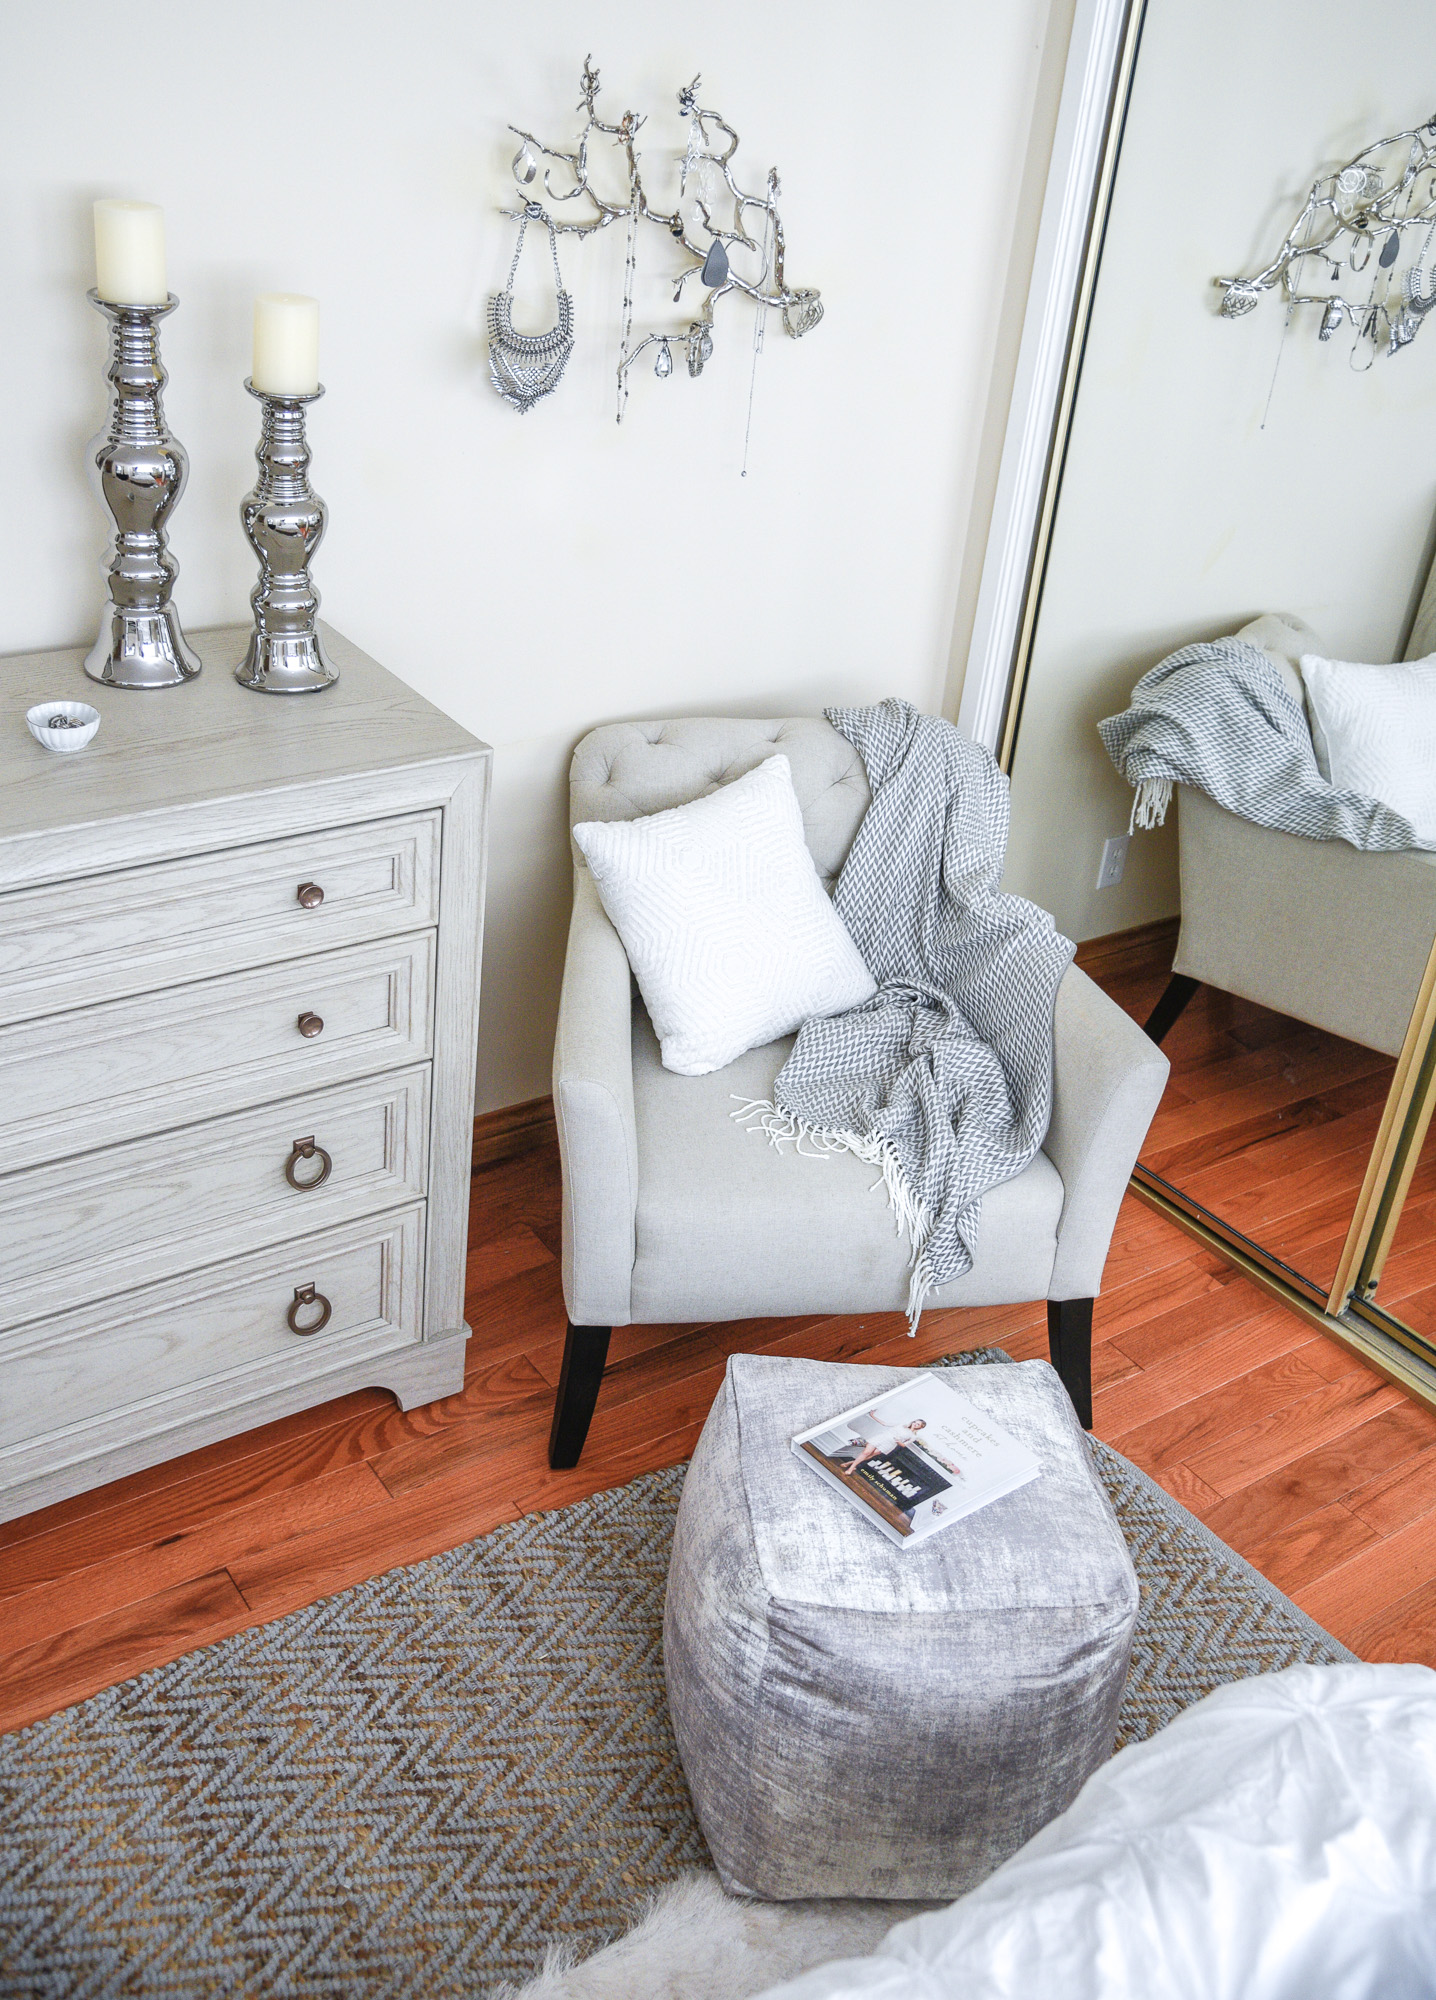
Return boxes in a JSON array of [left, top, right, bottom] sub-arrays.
[[0, 623, 489, 1524]]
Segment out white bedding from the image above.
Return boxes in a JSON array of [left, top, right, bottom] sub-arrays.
[[757, 1664, 1436, 2000]]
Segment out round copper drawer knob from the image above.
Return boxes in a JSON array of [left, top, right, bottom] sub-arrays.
[[296, 882, 325, 909], [297, 1011, 324, 1038], [284, 1136, 333, 1190], [287, 1283, 332, 1336]]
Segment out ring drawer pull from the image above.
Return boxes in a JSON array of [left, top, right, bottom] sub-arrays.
[[284, 1136, 333, 1190], [287, 1283, 332, 1336], [297, 1011, 325, 1038], [296, 882, 325, 909]]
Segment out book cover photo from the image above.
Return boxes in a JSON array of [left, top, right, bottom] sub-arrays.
[[792, 1371, 1043, 1547]]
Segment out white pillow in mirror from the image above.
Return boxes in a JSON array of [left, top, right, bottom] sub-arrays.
[[573, 754, 877, 1077], [1300, 652, 1436, 838]]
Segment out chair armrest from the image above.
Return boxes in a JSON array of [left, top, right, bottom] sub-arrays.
[[553, 866, 639, 1327], [1045, 964, 1169, 1300]]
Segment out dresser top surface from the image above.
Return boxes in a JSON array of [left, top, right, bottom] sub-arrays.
[[0, 623, 488, 842]]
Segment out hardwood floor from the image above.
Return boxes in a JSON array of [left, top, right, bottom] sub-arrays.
[[3, 935, 1435, 1735]]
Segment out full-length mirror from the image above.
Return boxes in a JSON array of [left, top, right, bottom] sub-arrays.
[[995, 0, 1436, 1384]]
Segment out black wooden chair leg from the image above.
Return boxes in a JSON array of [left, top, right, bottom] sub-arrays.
[[1047, 1297, 1094, 1431], [548, 1322, 612, 1469], [1143, 973, 1199, 1046]]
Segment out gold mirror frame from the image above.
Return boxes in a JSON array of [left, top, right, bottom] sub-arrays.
[[991, 0, 1436, 1409]]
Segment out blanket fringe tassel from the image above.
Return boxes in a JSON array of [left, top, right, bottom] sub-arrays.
[[729, 1098, 938, 1333], [1129, 777, 1172, 832]]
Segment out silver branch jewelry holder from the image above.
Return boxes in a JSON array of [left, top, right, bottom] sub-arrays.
[[1215, 115, 1436, 366], [235, 381, 337, 695], [85, 291, 201, 689], [500, 60, 822, 438]]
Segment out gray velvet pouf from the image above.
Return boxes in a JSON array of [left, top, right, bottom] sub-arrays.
[[663, 1354, 1139, 1902]]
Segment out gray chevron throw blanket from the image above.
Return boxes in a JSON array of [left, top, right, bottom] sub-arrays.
[[734, 698, 1075, 1329], [1098, 637, 1433, 849]]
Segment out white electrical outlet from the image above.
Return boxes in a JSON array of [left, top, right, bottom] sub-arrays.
[[1096, 834, 1130, 890]]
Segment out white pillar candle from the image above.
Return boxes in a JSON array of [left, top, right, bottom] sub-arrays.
[[93, 199, 168, 305], [252, 293, 321, 396]]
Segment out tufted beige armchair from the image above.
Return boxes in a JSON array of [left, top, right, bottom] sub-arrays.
[[548, 717, 1170, 1466]]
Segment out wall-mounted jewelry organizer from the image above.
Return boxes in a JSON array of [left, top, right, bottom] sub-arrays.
[[489, 59, 822, 455], [1215, 114, 1436, 367]]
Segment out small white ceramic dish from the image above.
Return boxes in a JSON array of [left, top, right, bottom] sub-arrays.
[[26, 700, 100, 754]]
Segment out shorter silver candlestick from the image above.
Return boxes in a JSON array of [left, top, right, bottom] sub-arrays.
[[236, 381, 337, 694], [85, 291, 200, 690]]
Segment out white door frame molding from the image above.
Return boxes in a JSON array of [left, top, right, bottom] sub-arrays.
[[957, 0, 1145, 759]]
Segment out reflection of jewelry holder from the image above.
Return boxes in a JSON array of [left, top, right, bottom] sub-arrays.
[[1215, 114, 1436, 363], [236, 381, 337, 695], [85, 291, 201, 690]]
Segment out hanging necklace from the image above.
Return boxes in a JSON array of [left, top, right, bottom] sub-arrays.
[[616, 151, 641, 425], [488, 202, 575, 413]]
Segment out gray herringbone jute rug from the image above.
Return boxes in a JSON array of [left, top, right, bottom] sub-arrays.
[[0, 1352, 1353, 1998]]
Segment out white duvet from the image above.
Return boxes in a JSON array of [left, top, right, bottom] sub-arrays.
[[757, 1664, 1436, 2000]]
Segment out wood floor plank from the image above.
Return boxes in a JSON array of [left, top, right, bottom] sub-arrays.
[[369, 1357, 559, 1498], [1185, 1373, 1406, 1498], [0, 1384, 392, 1559], [0, 1571, 253, 1735], [1144, 1071, 1394, 1185], [1345, 1442, 1436, 1538], [1146, 1039, 1389, 1153], [0, 1463, 390, 1652], [1343, 1576, 1436, 1668], [0, 1423, 387, 1600], [1109, 1277, 1281, 1372], [461, 1260, 568, 1365], [1180, 1113, 1384, 1221], [1092, 1254, 1238, 1344], [1200, 1404, 1436, 1550], [466, 1221, 555, 1292], [1108, 1352, 1361, 1476], [508, 1425, 704, 1518], [1294, 1507, 1436, 1640], [1231, 1500, 1379, 1597], [1148, 1461, 1223, 1517], [1095, 1316, 1319, 1439]]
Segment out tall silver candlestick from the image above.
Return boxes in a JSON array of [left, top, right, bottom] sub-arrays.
[[235, 381, 337, 694], [85, 291, 200, 689]]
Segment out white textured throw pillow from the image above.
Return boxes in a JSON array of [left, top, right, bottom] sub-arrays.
[[573, 754, 877, 1076], [1300, 652, 1436, 839]]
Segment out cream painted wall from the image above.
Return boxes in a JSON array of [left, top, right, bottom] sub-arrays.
[[1003, 0, 1436, 942], [1, 0, 1066, 1110]]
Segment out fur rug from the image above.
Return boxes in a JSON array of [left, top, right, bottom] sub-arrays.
[[495, 1872, 930, 2000]]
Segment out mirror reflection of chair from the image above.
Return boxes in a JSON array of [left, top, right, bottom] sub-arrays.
[[1145, 611, 1436, 1061]]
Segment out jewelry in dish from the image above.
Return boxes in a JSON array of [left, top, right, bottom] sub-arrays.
[[27, 701, 101, 753]]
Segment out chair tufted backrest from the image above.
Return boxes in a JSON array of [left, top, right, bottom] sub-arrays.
[[569, 717, 871, 889]]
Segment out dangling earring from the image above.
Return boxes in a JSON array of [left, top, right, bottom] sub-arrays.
[[488, 201, 575, 414]]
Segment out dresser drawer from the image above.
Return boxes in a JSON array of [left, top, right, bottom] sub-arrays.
[[0, 1207, 424, 1479], [0, 810, 440, 1025], [0, 934, 434, 1172], [0, 1064, 431, 1330]]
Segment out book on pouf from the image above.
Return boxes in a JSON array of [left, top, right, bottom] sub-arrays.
[[792, 1370, 1042, 1547]]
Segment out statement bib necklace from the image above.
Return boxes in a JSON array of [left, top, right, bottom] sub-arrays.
[[488, 202, 575, 414]]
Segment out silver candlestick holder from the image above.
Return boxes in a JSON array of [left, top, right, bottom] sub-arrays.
[[235, 381, 337, 694], [85, 291, 201, 690]]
